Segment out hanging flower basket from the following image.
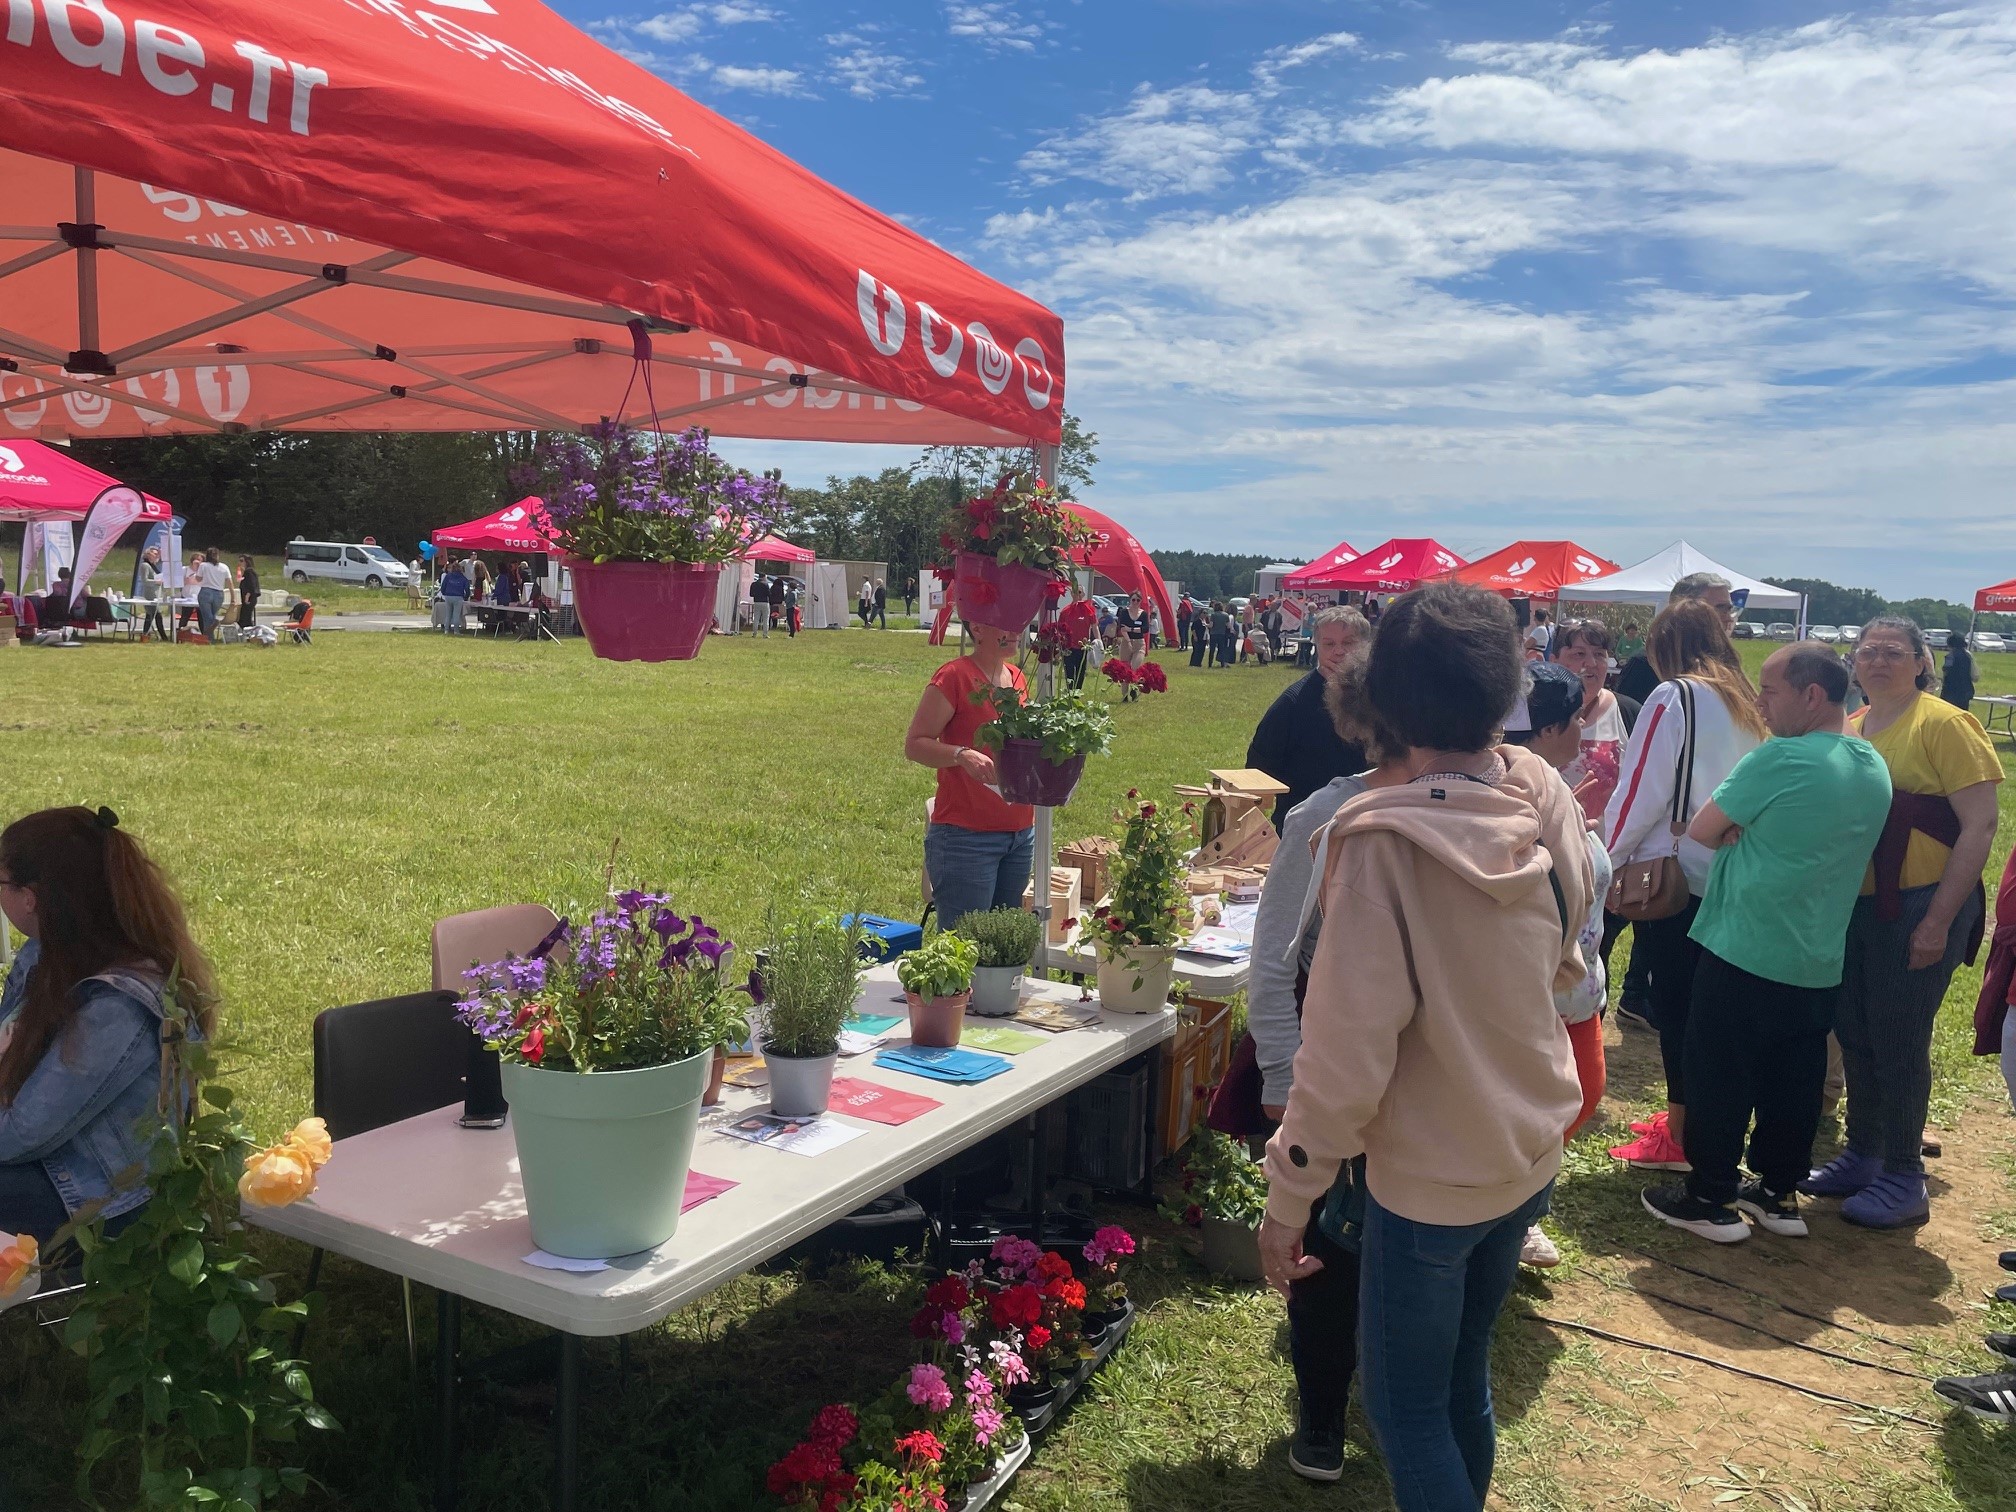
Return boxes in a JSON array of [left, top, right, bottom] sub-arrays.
[[567, 558, 721, 663], [993, 738, 1087, 807], [954, 551, 1057, 633]]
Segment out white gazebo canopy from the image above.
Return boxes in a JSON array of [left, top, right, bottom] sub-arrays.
[[1557, 541, 1801, 611]]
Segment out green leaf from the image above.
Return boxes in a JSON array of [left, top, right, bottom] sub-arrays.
[[166, 1234, 205, 1286], [205, 1301, 242, 1347], [300, 1403, 340, 1432], [281, 1366, 313, 1402], [200, 1084, 234, 1109]]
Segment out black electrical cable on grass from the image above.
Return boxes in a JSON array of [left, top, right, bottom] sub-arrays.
[[1523, 1313, 1944, 1429], [1617, 1246, 1976, 1371]]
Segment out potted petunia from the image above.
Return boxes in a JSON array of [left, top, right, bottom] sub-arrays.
[[1092, 793, 1192, 1014], [456, 888, 751, 1258], [940, 474, 1098, 633], [895, 932, 978, 1047], [521, 422, 790, 662], [968, 683, 1115, 808], [952, 906, 1043, 1017], [757, 907, 868, 1118]]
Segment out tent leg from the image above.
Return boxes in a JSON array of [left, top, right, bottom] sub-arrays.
[[1030, 443, 1062, 978]]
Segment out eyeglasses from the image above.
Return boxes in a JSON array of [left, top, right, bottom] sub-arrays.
[[1853, 645, 1915, 663]]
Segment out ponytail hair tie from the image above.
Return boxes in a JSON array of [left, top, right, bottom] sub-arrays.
[[94, 806, 120, 831]]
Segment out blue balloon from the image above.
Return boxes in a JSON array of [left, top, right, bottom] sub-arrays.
[[417, 540, 438, 558]]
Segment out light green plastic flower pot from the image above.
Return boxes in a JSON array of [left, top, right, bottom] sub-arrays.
[[501, 1046, 712, 1259]]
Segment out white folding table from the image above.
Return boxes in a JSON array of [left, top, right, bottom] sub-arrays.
[[245, 967, 1174, 1511]]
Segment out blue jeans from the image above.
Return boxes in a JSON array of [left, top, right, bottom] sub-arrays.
[[196, 586, 223, 636], [925, 823, 1034, 933], [1359, 1180, 1554, 1512]]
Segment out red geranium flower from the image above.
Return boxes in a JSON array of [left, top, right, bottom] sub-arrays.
[[1027, 1323, 1051, 1351], [1036, 1251, 1073, 1283], [925, 1275, 970, 1311], [520, 1026, 546, 1065], [1137, 662, 1169, 694], [989, 1282, 1043, 1331], [809, 1404, 858, 1447], [896, 1429, 945, 1464], [1101, 658, 1135, 685], [909, 1305, 940, 1339]]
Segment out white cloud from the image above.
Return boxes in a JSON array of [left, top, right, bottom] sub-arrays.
[[945, 2, 1043, 53], [711, 63, 804, 94], [628, 11, 704, 45], [988, 8, 2016, 597], [826, 33, 927, 99], [704, 2, 777, 22], [1253, 30, 1361, 88]]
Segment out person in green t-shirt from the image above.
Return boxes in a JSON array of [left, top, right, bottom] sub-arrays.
[[1616, 621, 1644, 661], [1639, 643, 1891, 1245]]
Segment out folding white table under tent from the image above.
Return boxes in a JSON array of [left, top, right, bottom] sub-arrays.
[[1557, 541, 1803, 619]]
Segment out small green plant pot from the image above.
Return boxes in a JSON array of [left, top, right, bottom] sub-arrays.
[[501, 1047, 712, 1259], [764, 1044, 837, 1118], [906, 989, 971, 1047], [969, 964, 1025, 1017]]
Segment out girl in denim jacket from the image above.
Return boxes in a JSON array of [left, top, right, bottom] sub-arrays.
[[0, 806, 217, 1242]]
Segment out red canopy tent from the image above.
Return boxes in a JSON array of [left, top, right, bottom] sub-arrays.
[[1976, 578, 2016, 612], [0, 1, 1063, 449], [432, 498, 557, 555], [0, 437, 172, 520], [1448, 540, 1620, 601], [743, 535, 815, 564], [1282, 539, 1362, 592], [1064, 503, 1176, 639], [1320, 538, 1468, 595]]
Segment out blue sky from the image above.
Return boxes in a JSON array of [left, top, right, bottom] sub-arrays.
[[562, 1, 2016, 601]]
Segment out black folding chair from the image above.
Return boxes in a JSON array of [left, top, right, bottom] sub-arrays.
[[293, 990, 472, 1373]]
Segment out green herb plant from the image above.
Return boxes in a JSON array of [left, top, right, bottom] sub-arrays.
[[895, 933, 978, 1001], [760, 906, 868, 1058], [952, 906, 1043, 969], [55, 989, 335, 1511]]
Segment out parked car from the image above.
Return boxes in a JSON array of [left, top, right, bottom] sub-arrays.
[[1766, 622, 1796, 641], [1925, 629, 1951, 649], [284, 539, 412, 589], [1809, 624, 1841, 643], [1839, 624, 1861, 644], [1970, 631, 2008, 653], [1731, 621, 1758, 639]]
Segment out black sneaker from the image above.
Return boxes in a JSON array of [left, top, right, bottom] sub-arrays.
[[1934, 1370, 2016, 1423], [1999, 1250, 2016, 1273], [1984, 1333, 2016, 1361], [1734, 1180, 1808, 1238], [1288, 1420, 1345, 1483], [1642, 1184, 1749, 1243], [1616, 996, 1654, 1031]]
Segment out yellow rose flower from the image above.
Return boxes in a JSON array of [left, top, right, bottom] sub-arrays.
[[238, 1145, 318, 1208], [284, 1117, 333, 1169], [0, 1233, 37, 1298]]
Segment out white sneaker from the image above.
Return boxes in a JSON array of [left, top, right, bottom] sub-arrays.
[[1520, 1224, 1561, 1268]]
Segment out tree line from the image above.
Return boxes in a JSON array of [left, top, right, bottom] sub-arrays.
[[1748, 577, 2016, 635]]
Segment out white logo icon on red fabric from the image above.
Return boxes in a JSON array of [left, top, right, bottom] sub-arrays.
[[1504, 557, 1536, 579], [1573, 555, 1603, 576], [1375, 552, 1403, 570], [918, 303, 963, 378], [857, 271, 905, 357], [968, 323, 1012, 395], [195, 365, 250, 422], [0, 446, 20, 473]]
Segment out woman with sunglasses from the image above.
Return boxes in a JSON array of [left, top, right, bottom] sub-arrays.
[[0, 807, 217, 1243], [1805, 617, 2001, 1227]]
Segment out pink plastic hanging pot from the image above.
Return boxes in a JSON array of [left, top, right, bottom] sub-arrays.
[[566, 559, 721, 662], [954, 551, 1055, 633]]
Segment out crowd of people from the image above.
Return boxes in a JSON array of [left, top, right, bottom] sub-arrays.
[[431, 554, 550, 635]]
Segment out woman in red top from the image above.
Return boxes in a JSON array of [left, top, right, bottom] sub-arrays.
[[904, 624, 1037, 931], [1058, 584, 1099, 688]]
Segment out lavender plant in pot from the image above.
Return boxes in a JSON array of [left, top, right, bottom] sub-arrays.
[[953, 906, 1043, 1017], [758, 907, 867, 1118], [519, 422, 790, 663], [895, 932, 978, 1047]]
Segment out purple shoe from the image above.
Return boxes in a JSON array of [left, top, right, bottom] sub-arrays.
[[1841, 1171, 1929, 1229], [1799, 1150, 1880, 1199]]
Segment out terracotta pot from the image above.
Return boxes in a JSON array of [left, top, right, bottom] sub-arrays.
[[993, 738, 1086, 808], [566, 558, 721, 662], [702, 1045, 727, 1107], [954, 551, 1056, 632], [905, 989, 971, 1048]]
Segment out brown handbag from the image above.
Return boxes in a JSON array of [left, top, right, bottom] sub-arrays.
[[1606, 679, 1696, 922]]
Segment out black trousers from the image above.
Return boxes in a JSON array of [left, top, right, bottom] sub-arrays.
[[1189, 631, 1207, 667], [1682, 948, 1833, 1205], [1063, 648, 1087, 687], [1632, 894, 1703, 1104], [1287, 1203, 1361, 1432]]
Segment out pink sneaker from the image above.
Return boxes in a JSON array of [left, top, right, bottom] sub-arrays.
[[1630, 1111, 1670, 1138], [1610, 1124, 1690, 1171]]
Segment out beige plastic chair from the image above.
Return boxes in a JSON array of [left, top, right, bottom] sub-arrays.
[[431, 903, 563, 992]]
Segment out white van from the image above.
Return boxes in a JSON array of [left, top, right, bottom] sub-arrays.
[[284, 539, 412, 589]]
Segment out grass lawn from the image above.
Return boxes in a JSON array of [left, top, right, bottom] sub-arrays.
[[2, 627, 2014, 1511]]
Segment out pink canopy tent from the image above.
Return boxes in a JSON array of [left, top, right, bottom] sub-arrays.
[[744, 535, 815, 564], [0, 437, 171, 521], [1282, 539, 1363, 592], [431, 497, 556, 554], [1064, 503, 1176, 638], [1320, 537, 1468, 595], [1448, 540, 1620, 601], [1976, 577, 2016, 612]]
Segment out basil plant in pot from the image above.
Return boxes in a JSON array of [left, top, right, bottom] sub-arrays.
[[456, 889, 751, 1259], [953, 906, 1044, 1017], [757, 907, 868, 1117], [969, 683, 1115, 808], [1093, 792, 1193, 1014], [895, 931, 978, 1047]]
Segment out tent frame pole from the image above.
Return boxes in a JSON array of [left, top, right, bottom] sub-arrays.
[[1030, 443, 1062, 977]]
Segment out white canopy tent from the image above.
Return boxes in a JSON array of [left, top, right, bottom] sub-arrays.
[[1557, 541, 1802, 612]]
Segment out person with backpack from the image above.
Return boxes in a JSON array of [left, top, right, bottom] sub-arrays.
[[1604, 601, 1767, 1172]]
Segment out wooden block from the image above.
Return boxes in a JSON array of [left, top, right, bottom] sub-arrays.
[[1208, 768, 1289, 798]]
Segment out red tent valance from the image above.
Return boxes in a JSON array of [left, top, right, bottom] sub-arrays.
[[1976, 578, 2016, 612]]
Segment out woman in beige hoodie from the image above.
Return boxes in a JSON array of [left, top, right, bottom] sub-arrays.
[[1259, 583, 1591, 1512]]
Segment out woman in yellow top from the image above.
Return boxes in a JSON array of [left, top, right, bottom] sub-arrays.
[[1804, 616, 2002, 1228]]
